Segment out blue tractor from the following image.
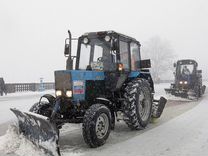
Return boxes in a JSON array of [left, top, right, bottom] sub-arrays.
[[11, 31, 167, 155]]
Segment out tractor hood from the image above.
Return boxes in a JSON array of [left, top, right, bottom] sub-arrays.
[[55, 70, 105, 100], [54, 70, 140, 100], [55, 70, 72, 91]]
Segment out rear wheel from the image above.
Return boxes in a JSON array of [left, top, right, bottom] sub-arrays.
[[82, 104, 111, 148], [123, 79, 152, 130]]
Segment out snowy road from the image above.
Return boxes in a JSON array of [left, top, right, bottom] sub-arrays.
[[82, 93, 208, 156], [0, 91, 54, 124], [0, 83, 207, 156], [57, 99, 201, 156], [0, 91, 54, 136]]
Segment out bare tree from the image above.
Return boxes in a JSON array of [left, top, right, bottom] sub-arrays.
[[141, 36, 176, 83]]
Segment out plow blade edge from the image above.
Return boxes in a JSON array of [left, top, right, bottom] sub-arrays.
[[10, 108, 60, 156]]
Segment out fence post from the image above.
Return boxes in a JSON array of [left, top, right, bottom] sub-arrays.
[[39, 78, 44, 92]]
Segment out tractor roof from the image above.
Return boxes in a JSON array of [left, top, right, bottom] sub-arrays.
[[82, 31, 139, 43], [177, 59, 198, 66]]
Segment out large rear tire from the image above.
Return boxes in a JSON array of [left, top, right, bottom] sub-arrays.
[[123, 79, 152, 130], [82, 104, 111, 148]]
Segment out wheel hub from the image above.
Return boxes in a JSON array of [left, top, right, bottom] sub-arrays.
[[138, 90, 151, 121], [96, 113, 109, 139]]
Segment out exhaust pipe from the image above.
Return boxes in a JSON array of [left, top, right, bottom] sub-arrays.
[[65, 30, 73, 70]]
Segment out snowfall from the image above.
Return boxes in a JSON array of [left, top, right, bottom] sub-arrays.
[[0, 83, 208, 156]]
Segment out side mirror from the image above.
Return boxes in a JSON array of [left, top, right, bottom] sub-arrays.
[[64, 40, 71, 56], [173, 63, 176, 67], [139, 59, 151, 69], [64, 30, 72, 57]]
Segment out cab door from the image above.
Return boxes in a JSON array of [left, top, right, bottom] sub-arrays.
[[104, 38, 131, 91], [130, 42, 141, 71]]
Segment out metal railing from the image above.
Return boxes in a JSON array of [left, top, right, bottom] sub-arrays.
[[5, 83, 54, 93]]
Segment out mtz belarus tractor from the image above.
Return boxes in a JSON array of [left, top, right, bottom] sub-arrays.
[[11, 30, 167, 155], [165, 59, 206, 99]]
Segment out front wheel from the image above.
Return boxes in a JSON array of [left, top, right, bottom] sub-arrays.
[[29, 101, 53, 117], [82, 104, 111, 148]]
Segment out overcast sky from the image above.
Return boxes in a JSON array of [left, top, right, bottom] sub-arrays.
[[0, 0, 207, 83]]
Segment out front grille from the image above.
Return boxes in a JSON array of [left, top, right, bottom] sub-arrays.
[[55, 71, 72, 90]]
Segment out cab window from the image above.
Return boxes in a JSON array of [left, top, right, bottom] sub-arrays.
[[119, 41, 130, 70], [93, 45, 103, 61], [79, 44, 91, 69], [130, 42, 140, 71]]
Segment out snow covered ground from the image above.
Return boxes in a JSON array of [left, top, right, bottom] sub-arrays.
[[0, 83, 207, 156], [83, 91, 208, 156], [0, 90, 54, 124]]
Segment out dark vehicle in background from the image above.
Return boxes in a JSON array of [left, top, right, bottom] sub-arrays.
[[0, 77, 7, 96], [165, 59, 206, 99]]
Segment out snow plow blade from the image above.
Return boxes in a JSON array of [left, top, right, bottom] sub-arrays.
[[202, 85, 206, 94], [164, 88, 172, 94], [10, 108, 60, 156]]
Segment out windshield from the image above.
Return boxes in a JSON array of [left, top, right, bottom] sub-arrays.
[[78, 38, 113, 70], [178, 64, 194, 75]]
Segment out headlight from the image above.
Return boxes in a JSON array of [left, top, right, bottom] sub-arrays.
[[184, 81, 188, 84], [66, 90, 72, 97], [179, 81, 183, 84], [105, 35, 111, 42], [83, 37, 89, 44], [55, 90, 62, 96]]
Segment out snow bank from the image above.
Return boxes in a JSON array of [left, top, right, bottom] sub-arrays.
[[0, 90, 54, 124], [0, 98, 38, 124], [0, 124, 46, 156], [62, 151, 83, 156], [0, 124, 83, 156], [0, 90, 54, 98]]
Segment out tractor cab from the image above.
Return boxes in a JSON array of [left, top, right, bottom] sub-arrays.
[[65, 31, 151, 72], [75, 31, 142, 72], [63, 31, 152, 93]]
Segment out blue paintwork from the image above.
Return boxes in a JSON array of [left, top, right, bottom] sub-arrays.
[[57, 70, 105, 80], [128, 71, 140, 78], [71, 70, 104, 100], [55, 70, 105, 101], [55, 70, 141, 101]]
